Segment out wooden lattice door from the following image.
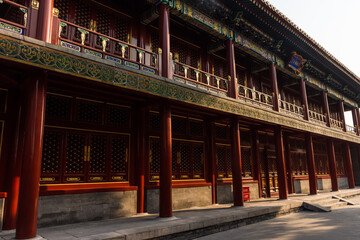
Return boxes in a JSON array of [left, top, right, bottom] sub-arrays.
[[260, 147, 279, 197]]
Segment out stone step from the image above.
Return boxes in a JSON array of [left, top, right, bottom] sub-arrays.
[[314, 199, 341, 206], [302, 202, 331, 212], [324, 201, 348, 210]]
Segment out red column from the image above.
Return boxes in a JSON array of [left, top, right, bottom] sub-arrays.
[[352, 108, 359, 135], [227, 39, 237, 99], [284, 134, 294, 194], [231, 116, 243, 206], [299, 78, 309, 120], [327, 139, 339, 191], [322, 91, 331, 127], [344, 142, 355, 189], [15, 74, 47, 239], [305, 133, 317, 195], [209, 122, 217, 204], [36, 0, 54, 42], [2, 89, 25, 230], [269, 63, 279, 111], [339, 101, 346, 132], [251, 128, 262, 198], [357, 108, 360, 135], [159, 103, 172, 218], [274, 126, 287, 199], [159, 3, 171, 79], [136, 107, 147, 213]]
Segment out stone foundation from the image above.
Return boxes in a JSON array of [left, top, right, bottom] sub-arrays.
[[146, 186, 212, 213], [293, 179, 309, 194], [216, 182, 259, 204], [338, 177, 349, 189], [316, 177, 332, 191], [38, 191, 137, 227]]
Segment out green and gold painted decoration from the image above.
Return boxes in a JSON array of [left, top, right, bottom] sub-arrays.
[[0, 34, 359, 143]]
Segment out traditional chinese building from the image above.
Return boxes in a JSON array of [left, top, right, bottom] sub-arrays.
[[0, 0, 360, 239]]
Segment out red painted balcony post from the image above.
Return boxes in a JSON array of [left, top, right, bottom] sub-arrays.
[[51, 7, 60, 45], [339, 100, 346, 132], [159, 3, 171, 79], [26, 0, 40, 38], [299, 78, 309, 120], [274, 126, 287, 199], [159, 103, 172, 218], [269, 62, 279, 111], [357, 108, 360, 135], [344, 142, 355, 189], [327, 139, 339, 191], [230, 116, 243, 206], [2, 89, 25, 230], [15, 73, 47, 239], [322, 91, 331, 127], [352, 108, 359, 135], [305, 133, 317, 195], [284, 134, 294, 194], [36, 0, 55, 43], [227, 39, 237, 99]]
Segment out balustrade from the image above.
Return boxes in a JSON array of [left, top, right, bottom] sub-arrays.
[[279, 100, 304, 119], [308, 110, 327, 125], [0, 0, 28, 35], [238, 85, 273, 108], [346, 125, 357, 134], [330, 118, 344, 130], [57, 20, 159, 74], [173, 61, 228, 96]]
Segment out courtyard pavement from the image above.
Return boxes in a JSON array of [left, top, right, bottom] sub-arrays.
[[1, 188, 360, 240]]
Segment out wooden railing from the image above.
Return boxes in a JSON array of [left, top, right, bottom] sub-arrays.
[[57, 20, 159, 74], [346, 125, 357, 134], [0, 0, 28, 35], [238, 85, 273, 108], [279, 100, 304, 119], [308, 110, 327, 125], [330, 118, 343, 130], [173, 61, 228, 96]]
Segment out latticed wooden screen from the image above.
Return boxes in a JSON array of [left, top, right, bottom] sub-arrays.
[[189, 120, 204, 137], [216, 144, 232, 178], [314, 142, 329, 175], [215, 124, 229, 140], [267, 149, 278, 192], [41, 131, 63, 183], [76, 99, 103, 124], [64, 133, 86, 182], [110, 135, 129, 181], [172, 116, 187, 135], [0, 0, 25, 25], [46, 94, 72, 121], [334, 144, 345, 176], [213, 57, 228, 79], [240, 129, 252, 177], [172, 140, 204, 180], [54, 0, 69, 21], [289, 138, 308, 176], [105, 104, 130, 128], [149, 137, 160, 181]]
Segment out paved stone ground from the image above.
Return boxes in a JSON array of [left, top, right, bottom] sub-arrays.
[[1, 189, 360, 240], [195, 195, 360, 240]]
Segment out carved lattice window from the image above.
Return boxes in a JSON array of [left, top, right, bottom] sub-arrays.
[[149, 137, 160, 180], [89, 135, 106, 173], [172, 117, 187, 135], [76, 99, 103, 124], [65, 133, 85, 175], [335, 144, 345, 175], [241, 147, 252, 177], [106, 104, 130, 128], [192, 144, 204, 178], [46, 94, 72, 121], [54, 0, 69, 21], [74, 0, 91, 42], [41, 131, 62, 180], [215, 125, 228, 140], [150, 112, 160, 131], [189, 120, 203, 137], [216, 144, 232, 178], [110, 135, 128, 181]]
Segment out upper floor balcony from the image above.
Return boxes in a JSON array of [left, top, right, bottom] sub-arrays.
[[0, 0, 359, 138]]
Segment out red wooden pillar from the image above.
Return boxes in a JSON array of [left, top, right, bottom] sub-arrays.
[[15, 74, 47, 239], [352, 108, 359, 135], [251, 128, 261, 198], [136, 107, 147, 213], [299, 78, 309, 120], [26, 0, 40, 38], [305, 133, 317, 195], [159, 103, 172, 218], [339, 101, 346, 132], [284, 134, 294, 194], [2, 89, 25, 230], [227, 39, 237, 99], [344, 142, 355, 189], [230, 116, 243, 206], [208, 122, 217, 204], [36, 0, 55, 43], [274, 126, 287, 199], [269, 63, 279, 111], [327, 139, 339, 191], [357, 108, 360, 135], [159, 3, 171, 79], [322, 91, 331, 127], [357, 146, 360, 179]]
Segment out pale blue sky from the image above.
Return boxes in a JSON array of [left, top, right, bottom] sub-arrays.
[[267, 0, 360, 125]]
